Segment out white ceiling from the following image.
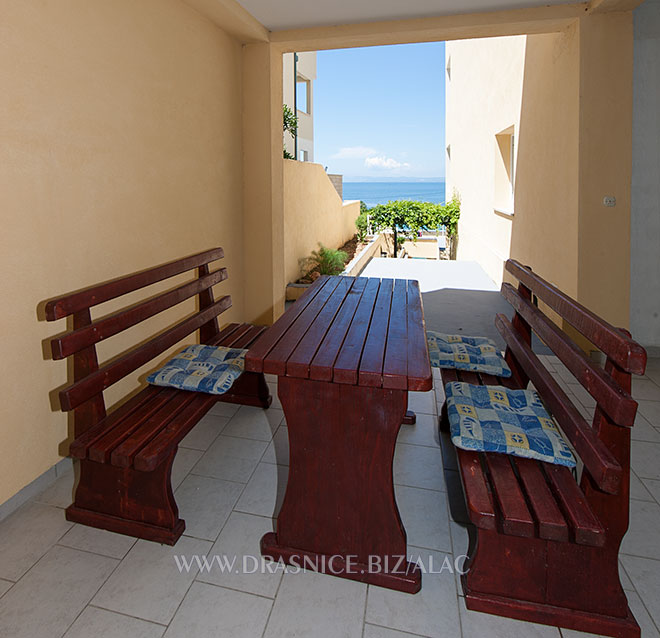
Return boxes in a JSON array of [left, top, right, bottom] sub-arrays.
[[235, 0, 579, 31]]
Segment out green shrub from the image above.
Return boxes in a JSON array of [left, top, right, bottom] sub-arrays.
[[306, 244, 348, 276], [355, 201, 369, 242], [283, 104, 298, 159]]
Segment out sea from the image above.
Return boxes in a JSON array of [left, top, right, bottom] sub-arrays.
[[343, 182, 446, 208]]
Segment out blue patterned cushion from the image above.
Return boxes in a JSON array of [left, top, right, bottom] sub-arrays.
[[147, 345, 247, 395], [445, 382, 576, 468], [427, 331, 512, 378]]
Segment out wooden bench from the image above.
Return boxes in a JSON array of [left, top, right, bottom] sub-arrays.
[[439, 259, 646, 638], [45, 247, 271, 545]]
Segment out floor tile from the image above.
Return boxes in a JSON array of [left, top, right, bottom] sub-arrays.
[[207, 401, 240, 418], [364, 624, 431, 638], [631, 441, 660, 480], [63, 606, 165, 638], [366, 547, 460, 638], [0, 545, 118, 638], [235, 462, 288, 518], [627, 590, 660, 638], [0, 579, 13, 598], [192, 435, 268, 483], [197, 512, 282, 597], [262, 426, 290, 466], [164, 581, 272, 638], [92, 536, 212, 625], [633, 378, 660, 402], [222, 406, 284, 441], [171, 448, 204, 491], [621, 499, 660, 560], [630, 471, 655, 502], [394, 444, 445, 491], [0, 502, 72, 581], [33, 471, 76, 509], [631, 414, 660, 443], [395, 485, 451, 552], [265, 373, 278, 384], [175, 474, 243, 541], [645, 367, 660, 387], [642, 478, 660, 504], [264, 569, 366, 638], [620, 555, 660, 630], [619, 559, 635, 592], [397, 413, 441, 448], [459, 596, 560, 637], [637, 400, 660, 427], [409, 391, 437, 416], [58, 524, 136, 559], [179, 413, 229, 451]]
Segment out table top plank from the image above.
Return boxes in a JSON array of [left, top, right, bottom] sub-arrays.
[[382, 279, 409, 390], [406, 279, 433, 391], [358, 278, 394, 387], [333, 278, 381, 385], [262, 277, 343, 375], [245, 276, 332, 373], [309, 277, 369, 382], [286, 277, 356, 378]]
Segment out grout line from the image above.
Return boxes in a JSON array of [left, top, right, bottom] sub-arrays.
[[364, 621, 433, 638], [86, 604, 168, 627]]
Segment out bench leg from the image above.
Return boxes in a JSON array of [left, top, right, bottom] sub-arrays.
[[439, 400, 450, 432], [462, 527, 640, 638], [217, 371, 272, 409], [66, 452, 184, 545]]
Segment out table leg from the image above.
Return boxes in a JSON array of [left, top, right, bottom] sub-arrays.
[[261, 376, 421, 593]]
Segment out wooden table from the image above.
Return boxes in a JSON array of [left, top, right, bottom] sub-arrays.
[[245, 275, 432, 592]]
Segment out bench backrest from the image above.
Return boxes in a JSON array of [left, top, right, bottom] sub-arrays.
[[499, 260, 646, 534], [45, 248, 229, 435]]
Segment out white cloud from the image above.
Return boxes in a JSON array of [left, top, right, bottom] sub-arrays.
[[331, 146, 378, 159], [364, 155, 410, 170]]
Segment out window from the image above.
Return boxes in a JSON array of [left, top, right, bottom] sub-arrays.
[[494, 126, 515, 215], [298, 149, 309, 162], [296, 78, 310, 114]]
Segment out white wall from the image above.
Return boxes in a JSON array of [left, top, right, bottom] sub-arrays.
[[282, 51, 316, 161], [631, 0, 660, 349]]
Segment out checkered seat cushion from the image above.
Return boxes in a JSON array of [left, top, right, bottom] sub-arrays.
[[147, 344, 247, 395], [427, 331, 512, 378], [445, 382, 576, 468]]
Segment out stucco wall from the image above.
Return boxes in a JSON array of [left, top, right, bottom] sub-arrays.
[[283, 160, 360, 283], [631, 0, 660, 348], [445, 36, 526, 285], [0, 0, 244, 505]]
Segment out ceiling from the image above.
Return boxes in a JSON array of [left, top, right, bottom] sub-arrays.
[[235, 0, 580, 31]]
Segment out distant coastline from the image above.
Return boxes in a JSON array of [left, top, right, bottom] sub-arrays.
[[343, 181, 446, 208]]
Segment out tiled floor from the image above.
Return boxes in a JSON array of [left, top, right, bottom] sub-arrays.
[[1, 359, 660, 637]]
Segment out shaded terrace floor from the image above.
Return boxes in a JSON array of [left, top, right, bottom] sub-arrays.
[[0, 357, 660, 637]]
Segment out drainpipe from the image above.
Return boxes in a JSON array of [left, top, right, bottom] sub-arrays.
[[293, 53, 298, 161]]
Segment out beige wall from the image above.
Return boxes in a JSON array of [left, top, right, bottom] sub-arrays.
[[283, 161, 360, 283], [0, 0, 245, 505], [445, 36, 526, 285]]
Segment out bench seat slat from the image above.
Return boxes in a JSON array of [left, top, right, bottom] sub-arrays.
[[224, 324, 267, 349], [110, 391, 207, 468], [513, 457, 569, 542], [134, 398, 219, 471], [87, 391, 181, 463], [544, 464, 606, 547], [484, 454, 536, 537], [456, 448, 498, 530]]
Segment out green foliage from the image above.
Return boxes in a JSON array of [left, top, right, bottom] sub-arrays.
[[306, 244, 348, 276], [366, 197, 461, 240], [283, 104, 298, 160], [355, 201, 369, 242]]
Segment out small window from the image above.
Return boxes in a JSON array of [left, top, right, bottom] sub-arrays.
[[298, 149, 309, 162], [494, 126, 515, 215], [296, 78, 310, 114], [446, 56, 452, 81]]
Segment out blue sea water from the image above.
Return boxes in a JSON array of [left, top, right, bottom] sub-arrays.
[[343, 182, 446, 207]]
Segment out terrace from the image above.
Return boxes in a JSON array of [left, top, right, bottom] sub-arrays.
[[2, 0, 659, 636]]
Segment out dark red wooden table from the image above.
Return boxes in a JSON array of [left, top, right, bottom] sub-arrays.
[[245, 275, 432, 592]]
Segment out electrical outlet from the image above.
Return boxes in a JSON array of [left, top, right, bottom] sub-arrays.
[[603, 196, 616, 207]]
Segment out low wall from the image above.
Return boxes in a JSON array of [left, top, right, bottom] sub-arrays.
[[344, 233, 388, 276], [283, 160, 360, 283]]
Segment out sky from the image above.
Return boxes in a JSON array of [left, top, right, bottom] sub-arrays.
[[314, 42, 446, 182]]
